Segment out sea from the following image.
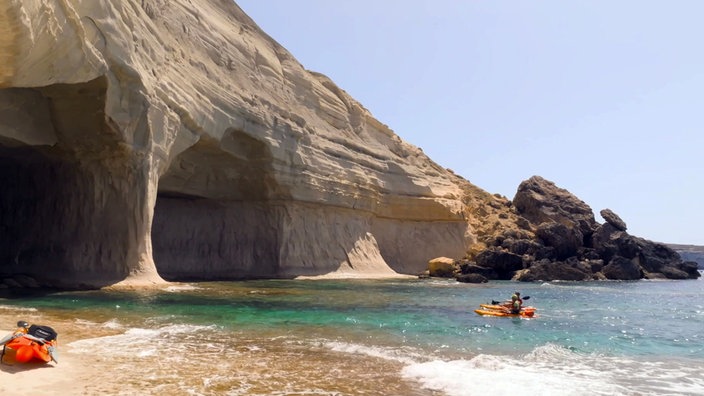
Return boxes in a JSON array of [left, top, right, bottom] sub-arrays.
[[1, 274, 703, 396]]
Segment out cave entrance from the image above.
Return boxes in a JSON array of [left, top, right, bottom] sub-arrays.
[[0, 78, 137, 288], [152, 129, 288, 281], [0, 144, 67, 286]]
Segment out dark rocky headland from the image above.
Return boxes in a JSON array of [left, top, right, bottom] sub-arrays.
[[668, 244, 704, 270], [450, 176, 701, 283]]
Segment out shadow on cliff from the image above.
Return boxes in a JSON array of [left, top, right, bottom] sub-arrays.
[[0, 78, 150, 289], [153, 129, 289, 281]]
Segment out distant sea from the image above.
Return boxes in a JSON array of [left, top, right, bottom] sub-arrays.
[[1, 274, 703, 395]]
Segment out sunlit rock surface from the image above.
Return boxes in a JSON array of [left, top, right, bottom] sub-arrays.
[[0, 0, 478, 287]]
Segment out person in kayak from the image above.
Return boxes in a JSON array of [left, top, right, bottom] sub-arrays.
[[510, 292, 523, 314]]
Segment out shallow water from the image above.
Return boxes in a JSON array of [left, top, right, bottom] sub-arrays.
[[1, 276, 703, 395]]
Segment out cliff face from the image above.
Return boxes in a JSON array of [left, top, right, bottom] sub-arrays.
[[0, 0, 476, 287]]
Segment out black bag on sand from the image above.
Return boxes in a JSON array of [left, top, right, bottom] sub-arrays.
[[28, 325, 58, 342]]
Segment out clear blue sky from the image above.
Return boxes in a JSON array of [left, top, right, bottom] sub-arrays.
[[236, 1, 703, 245]]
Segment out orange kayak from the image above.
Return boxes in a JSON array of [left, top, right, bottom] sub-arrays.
[[475, 304, 537, 318], [474, 308, 536, 317], [479, 304, 536, 312], [0, 322, 58, 364]]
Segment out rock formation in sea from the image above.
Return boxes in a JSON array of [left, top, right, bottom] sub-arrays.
[[667, 244, 704, 270], [455, 176, 701, 282], [1, 0, 510, 289]]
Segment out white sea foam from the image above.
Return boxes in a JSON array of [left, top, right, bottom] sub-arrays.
[[100, 318, 124, 329], [67, 323, 218, 359], [401, 343, 704, 396], [70, 318, 124, 330], [323, 341, 423, 365], [0, 304, 38, 312], [318, 338, 704, 396], [163, 284, 201, 293], [402, 356, 617, 396], [72, 318, 98, 327]]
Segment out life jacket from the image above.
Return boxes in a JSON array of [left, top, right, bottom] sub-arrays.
[[511, 298, 522, 313]]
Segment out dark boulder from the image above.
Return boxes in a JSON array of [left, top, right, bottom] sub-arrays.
[[592, 224, 639, 260], [475, 248, 524, 278], [586, 259, 604, 273], [456, 273, 488, 283], [668, 246, 704, 269], [534, 245, 556, 261], [458, 262, 498, 279], [602, 256, 642, 280], [515, 258, 592, 281], [502, 237, 542, 256], [535, 222, 582, 260], [659, 266, 689, 280], [591, 223, 622, 261], [578, 247, 601, 260], [680, 261, 701, 277], [616, 234, 640, 259], [600, 208, 627, 231], [633, 240, 679, 274], [513, 176, 598, 237]]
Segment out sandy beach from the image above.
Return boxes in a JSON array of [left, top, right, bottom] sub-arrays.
[[0, 272, 413, 395]]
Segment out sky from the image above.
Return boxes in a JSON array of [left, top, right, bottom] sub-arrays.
[[236, 1, 703, 245]]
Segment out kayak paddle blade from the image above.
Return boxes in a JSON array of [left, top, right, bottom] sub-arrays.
[[47, 345, 58, 363], [0, 333, 13, 346]]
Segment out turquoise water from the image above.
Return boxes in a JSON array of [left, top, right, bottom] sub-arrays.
[[1, 276, 703, 395]]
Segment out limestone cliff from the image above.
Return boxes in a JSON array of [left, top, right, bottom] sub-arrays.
[[0, 0, 481, 288]]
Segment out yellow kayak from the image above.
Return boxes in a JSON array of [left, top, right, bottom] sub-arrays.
[[479, 304, 536, 312], [474, 308, 535, 317], [475, 304, 536, 318]]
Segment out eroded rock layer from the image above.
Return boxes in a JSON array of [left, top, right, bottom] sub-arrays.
[[0, 0, 473, 287]]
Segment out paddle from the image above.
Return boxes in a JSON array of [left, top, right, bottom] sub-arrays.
[[0, 320, 30, 346], [491, 296, 530, 305], [47, 345, 59, 363], [0, 332, 18, 346]]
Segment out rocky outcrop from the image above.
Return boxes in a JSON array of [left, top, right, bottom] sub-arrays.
[[668, 244, 704, 269], [600, 209, 627, 231], [458, 176, 701, 281], [0, 0, 475, 288], [427, 257, 456, 278], [513, 176, 597, 238]]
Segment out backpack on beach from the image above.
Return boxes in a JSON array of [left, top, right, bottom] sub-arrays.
[[28, 325, 58, 342]]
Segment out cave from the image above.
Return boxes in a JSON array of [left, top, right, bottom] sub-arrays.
[[0, 78, 148, 288], [152, 130, 288, 281]]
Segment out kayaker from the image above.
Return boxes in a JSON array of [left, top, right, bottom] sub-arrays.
[[513, 292, 523, 304], [510, 292, 523, 314]]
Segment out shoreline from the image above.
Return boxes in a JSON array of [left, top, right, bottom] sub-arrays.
[[295, 271, 417, 280], [2, 279, 704, 395]]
